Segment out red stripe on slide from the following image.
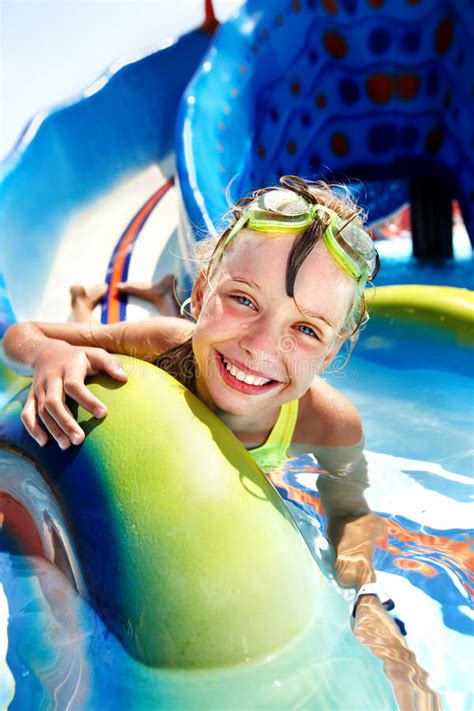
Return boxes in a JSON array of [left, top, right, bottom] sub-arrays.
[[106, 177, 174, 323]]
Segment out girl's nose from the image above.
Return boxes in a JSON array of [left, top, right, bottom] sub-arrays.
[[239, 318, 280, 360]]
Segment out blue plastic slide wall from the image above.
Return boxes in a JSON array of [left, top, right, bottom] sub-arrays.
[[0, 26, 212, 337]]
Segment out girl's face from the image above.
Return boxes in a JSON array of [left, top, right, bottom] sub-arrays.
[[191, 231, 355, 416]]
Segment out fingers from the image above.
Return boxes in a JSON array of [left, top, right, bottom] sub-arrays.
[[19, 345, 128, 451], [39, 354, 127, 447], [41, 379, 84, 449], [63, 376, 108, 419], [87, 350, 128, 382], [23, 376, 109, 450], [21, 391, 48, 447], [100, 357, 128, 382], [21, 386, 77, 450], [40, 407, 74, 450]]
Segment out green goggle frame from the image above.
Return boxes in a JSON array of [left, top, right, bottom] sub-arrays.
[[223, 190, 378, 283]]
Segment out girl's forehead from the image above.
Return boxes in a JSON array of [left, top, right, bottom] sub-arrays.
[[220, 230, 346, 283], [224, 229, 291, 257]]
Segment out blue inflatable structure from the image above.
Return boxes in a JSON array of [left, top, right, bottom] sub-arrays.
[[177, 0, 474, 265]]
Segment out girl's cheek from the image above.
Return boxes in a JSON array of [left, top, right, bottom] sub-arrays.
[[218, 298, 247, 322], [287, 351, 324, 386], [200, 295, 228, 321], [202, 300, 246, 335]]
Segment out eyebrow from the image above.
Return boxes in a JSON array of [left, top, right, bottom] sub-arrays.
[[299, 308, 334, 329], [228, 276, 335, 329], [231, 276, 262, 291]]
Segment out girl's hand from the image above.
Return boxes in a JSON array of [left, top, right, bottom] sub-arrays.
[[21, 341, 128, 449]]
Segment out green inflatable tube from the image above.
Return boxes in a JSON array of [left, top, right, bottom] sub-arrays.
[[0, 356, 321, 669], [365, 284, 474, 347]]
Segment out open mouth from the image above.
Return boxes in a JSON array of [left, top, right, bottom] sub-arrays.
[[215, 351, 280, 394]]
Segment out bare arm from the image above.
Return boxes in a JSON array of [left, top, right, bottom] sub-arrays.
[[354, 596, 441, 711], [296, 387, 377, 588], [309, 417, 439, 709], [2, 316, 192, 449], [3, 316, 192, 371], [314, 440, 379, 588], [315, 449, 440, 708]]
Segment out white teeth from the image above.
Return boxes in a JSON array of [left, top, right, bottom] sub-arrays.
[[222, 357, 271, 386]]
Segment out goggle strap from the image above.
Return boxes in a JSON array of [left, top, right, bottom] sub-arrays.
[[223, 212, 250, 248], [250, 215, 314, 231]]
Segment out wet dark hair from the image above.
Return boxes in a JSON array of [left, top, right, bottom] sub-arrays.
[[156, 338, 196, 392]]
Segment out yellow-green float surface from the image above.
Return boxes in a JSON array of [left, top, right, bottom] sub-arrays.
[[82, 357, 324, 668]]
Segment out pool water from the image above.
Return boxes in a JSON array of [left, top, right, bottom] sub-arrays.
[[284, 315, 474, 710]]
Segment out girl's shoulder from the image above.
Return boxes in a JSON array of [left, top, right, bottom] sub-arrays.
[[293, 377, 363, 449]]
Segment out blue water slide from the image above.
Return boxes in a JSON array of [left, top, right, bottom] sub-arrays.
[[176, 0, 474, 259], [0, 24, 213, 338]]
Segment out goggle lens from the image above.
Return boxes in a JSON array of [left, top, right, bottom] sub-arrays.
[[258, 190, 311, 217]]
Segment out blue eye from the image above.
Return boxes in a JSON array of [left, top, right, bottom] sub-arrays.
[[297, 324, 319, 339], [232, 295, 254, 308]]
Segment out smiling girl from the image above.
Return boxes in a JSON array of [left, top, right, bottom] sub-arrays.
[[5, 176, 375, 458], [3, 175, 439, 709]]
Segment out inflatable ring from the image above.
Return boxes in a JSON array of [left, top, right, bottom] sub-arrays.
[[0, 356, 321, 669], [365, 285, 474, 347]]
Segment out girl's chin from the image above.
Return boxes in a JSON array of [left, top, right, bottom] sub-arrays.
[[202, 381, 261, 414]]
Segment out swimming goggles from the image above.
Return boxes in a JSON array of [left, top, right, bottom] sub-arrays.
[[223, 188, 379, 283]]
